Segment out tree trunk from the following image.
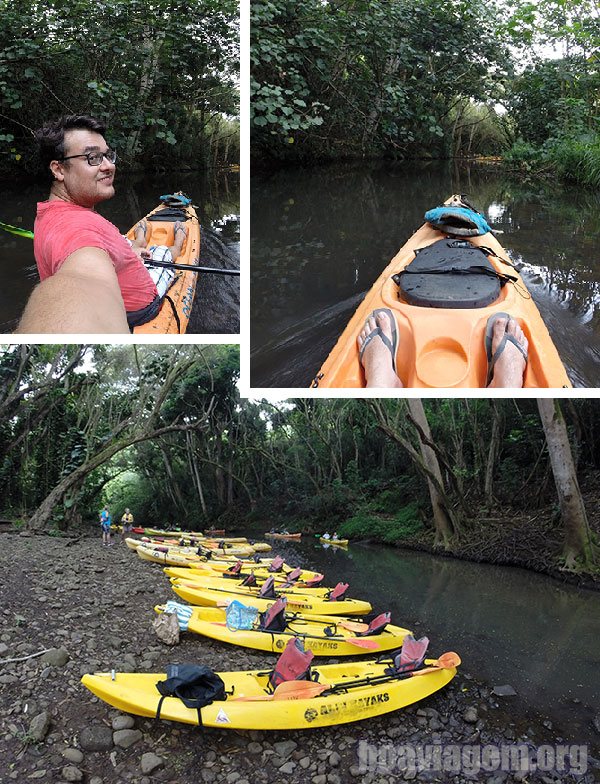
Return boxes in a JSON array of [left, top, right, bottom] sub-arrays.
[[537, 398, 596, 570], [370, 400, 460, 548], [406, 399, 457, 547], [186, 431, 207, 517], [484, 403, 502, 506]]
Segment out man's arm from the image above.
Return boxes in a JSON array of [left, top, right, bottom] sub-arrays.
[[15, 247, 129, 334]]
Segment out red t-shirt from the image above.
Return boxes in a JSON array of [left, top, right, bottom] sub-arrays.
[[34, 201, 157, 311]]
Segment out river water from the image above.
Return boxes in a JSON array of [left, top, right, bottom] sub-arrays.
[[0, 170, 239, 333], [253, 537, 600, 745], [250, 162, 600, 387]]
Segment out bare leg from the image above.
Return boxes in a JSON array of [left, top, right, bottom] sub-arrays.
[[167, 221, 188, 260], [357, 311, 403, 388], [487, 317, 528, 388], [131, 220, 148, 249]]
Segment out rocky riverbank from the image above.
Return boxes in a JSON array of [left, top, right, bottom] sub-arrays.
[[0, 532, 597, 784]]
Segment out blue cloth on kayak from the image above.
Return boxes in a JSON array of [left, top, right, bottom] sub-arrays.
[[163, 600, 194, 631], [226, 600, 259, 631], [425, 206, 492, 237]]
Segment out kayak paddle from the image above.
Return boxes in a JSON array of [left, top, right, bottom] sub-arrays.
[[232, 680, 330, 702], [0, 220, 34, 239], [410, 652, 461, 676], [144, 259, 240, 276]]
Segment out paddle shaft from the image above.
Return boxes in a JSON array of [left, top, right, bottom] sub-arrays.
[[144, 259, 239, 276]]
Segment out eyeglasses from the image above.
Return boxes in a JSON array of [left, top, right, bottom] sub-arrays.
[[60, 149, 117, 166]]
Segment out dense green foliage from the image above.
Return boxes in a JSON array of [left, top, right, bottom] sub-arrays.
[[251, 0, 511, 162], [251, 0, 599, 186], [0, 0, 239, 175], [1, 355, 598, 574]]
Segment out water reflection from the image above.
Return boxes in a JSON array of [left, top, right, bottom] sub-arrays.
[[0, 171, 239, 332], [251, 162, 600, 387], [267, 539, 600, 741]]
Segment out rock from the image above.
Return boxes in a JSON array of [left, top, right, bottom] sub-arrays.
[[140, 752, 164, 774], [492, 684, 517, 697], [79, 725, 114, 752], [152, 612, 179, 645], [112, 715, 135, 731], [312, 776, 327, 784], [248, 741, 262, 754], [329, 752, 341, 767], [274, 739, 297, 759], [61, 766, 84, 782], [463, 707, 478, 724], [0, 642, 8, 654], [279, 762, 296, 774], [62, 748, 84, 764], [28, 711, 51, 741], [300, 757, 311, 769], [90, 778, 103, 784], [40, 647, 70, 666], [113, 728, 142, 748], [226, 773, 240, 783], [592, 714, 600, 734]]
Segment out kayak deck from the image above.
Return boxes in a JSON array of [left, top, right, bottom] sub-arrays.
[[130, 201, 200, 334], [314, 198, 571, 388]]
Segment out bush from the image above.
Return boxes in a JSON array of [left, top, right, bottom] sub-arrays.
[[339, 502, 423, 543]]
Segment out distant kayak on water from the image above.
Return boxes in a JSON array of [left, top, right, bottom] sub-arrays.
[[313, 195, 571, 389]]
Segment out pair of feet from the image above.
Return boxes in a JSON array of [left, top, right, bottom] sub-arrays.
[[357, 310, 529, 388], [133, 219, 188, 259]]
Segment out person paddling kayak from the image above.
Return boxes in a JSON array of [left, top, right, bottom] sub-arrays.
[[358, 309, 529, 389], [16, 114, 184, 333]]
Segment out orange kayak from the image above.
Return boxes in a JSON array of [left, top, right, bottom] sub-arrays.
[[313, 196, 571, 389], [130, 197, 200, 334]]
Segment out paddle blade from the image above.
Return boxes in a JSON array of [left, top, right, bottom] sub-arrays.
[[339, 620, 369, 633], [272, 680, 329, 700], [0, 221, 34, 239], [345, 637, 380, 650], [410, 651, 461, 676], [230, 680, 329, 702]]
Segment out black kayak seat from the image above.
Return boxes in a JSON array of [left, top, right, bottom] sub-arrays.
[[148, 207, 188, 222], [393, 239, 503, 309]]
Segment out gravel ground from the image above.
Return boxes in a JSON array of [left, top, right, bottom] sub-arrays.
[[0, 531, 598, 784]]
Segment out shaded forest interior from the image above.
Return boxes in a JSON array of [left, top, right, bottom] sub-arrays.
[[1, 345, 598, 581], [251, 0, 599, 187], [0, 0, 239, 176]]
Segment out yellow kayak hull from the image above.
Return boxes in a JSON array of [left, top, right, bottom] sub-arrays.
[[154, 604, 410, 656], [171, 578, 372, 615], [81, 658, 456, 729]]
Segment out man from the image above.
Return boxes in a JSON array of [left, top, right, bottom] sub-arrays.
[[99, 506, 112, 547], [17, 114, 185, 333], [121, 508, 134, 542]]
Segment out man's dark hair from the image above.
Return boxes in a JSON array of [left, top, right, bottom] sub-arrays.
[[34, 115, 107, 171]]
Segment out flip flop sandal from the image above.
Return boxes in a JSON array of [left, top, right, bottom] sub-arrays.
[[485, 312, 528, 386], [174, 223, 188, 239], [358, 308, 399, 374], [136, 219, 148, 237]]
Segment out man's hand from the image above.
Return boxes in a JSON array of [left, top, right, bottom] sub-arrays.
[[16, 246, 129, 333]]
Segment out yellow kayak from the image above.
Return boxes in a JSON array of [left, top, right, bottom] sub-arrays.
[[163, 571, 330, 596], [319, 537, 349, 548], [171, 578, 372, 615], [164, 566, 323, 586], [81, 654, 458, 730], [154, 604, 410, 656]]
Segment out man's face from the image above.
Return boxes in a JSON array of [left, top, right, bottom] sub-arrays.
[[52, 128, 116, 207]]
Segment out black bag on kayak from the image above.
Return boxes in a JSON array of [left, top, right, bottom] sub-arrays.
[[156, 664, 226, 726], [393, 239, 517, 309]]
